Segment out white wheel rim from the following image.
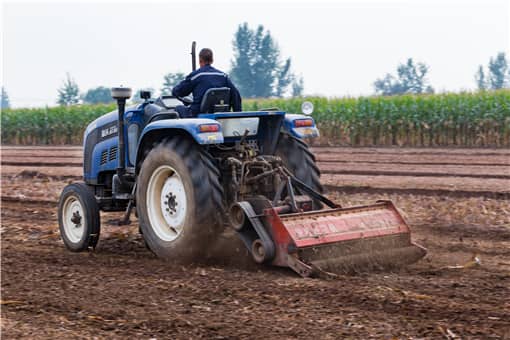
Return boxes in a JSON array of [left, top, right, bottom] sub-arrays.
[[62, 196, 85, 243], [146, 165, 187, 242]]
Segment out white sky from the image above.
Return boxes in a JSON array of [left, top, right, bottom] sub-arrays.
[[1, 0, 509, 108]]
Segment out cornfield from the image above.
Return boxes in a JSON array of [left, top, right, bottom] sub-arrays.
[[244, 90, 510, 147], [1, 103, 116, 145], [2, 90, 509, 146]]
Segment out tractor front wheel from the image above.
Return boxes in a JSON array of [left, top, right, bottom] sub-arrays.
[[58, 182, 100, 251], [136, 137, 224, 261]]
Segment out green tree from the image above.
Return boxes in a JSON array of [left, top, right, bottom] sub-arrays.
[[274, 59, 293, 97], [475, 65, 487, 90], [1, 87, 10, 109], [475, 52, 509, 90], [230, 23, 296, 98], [291, 76, 304, 97], [488, 52, 508, 89], [83, 86, 114, 104], [374, 58, 434, 95], [57, 73, 80, 106], [161, 72, 185, 95]]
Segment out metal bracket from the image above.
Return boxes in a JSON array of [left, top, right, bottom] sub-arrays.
[[286, 254, 314, 277], [289, 175, 339, 209], [286, 176, 299, 212], [272, 179, 287, 207], [286, 254, 339, 279], [236, 201, 276, 262], [118, 182, 137, 225]]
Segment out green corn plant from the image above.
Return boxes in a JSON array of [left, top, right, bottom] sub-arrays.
[[2, 91, 509, 146]]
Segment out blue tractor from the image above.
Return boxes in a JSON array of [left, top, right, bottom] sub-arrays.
[[57, 44, 425, 276]]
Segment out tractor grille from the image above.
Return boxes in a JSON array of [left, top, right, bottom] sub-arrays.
[[109, 146, 118, 161], [100, 149, 108, 165]]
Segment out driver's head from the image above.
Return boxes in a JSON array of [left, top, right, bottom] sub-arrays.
[[199, 48, 213, 67]]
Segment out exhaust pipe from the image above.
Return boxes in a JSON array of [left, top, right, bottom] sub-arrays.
[[191, 41, 196, 71], [111, 87, 132, 177]]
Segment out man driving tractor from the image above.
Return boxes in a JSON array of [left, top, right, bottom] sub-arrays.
[[172, 48, 242, 117]]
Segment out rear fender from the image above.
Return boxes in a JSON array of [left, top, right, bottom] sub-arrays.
[[135, 118, 223, 171], [283, 114, 320, 139]]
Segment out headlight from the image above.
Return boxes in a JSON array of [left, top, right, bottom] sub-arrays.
[[301, 101, 314, 115]]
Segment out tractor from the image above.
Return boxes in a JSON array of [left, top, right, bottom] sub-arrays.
[[57, 43, 426, 277]]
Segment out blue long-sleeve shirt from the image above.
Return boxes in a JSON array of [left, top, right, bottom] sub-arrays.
[[172, 65, 242, 115]]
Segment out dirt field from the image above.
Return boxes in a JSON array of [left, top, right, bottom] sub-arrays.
[[1, 146, 510, 339]]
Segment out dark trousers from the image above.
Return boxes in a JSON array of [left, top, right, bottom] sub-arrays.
[[175, 105, 194, 118]]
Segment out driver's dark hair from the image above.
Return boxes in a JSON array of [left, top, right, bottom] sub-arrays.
[[199, 48, 213, 64]]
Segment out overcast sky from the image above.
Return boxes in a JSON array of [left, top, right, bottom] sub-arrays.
[[2, 0, 509, 108]]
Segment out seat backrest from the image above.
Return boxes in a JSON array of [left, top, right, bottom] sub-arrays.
[[200, 87, 231, 113]]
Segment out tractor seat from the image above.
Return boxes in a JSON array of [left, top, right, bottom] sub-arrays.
[[200, 87, 230, 113]]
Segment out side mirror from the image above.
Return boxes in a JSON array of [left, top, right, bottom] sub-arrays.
[[140, 91, 152, 100]]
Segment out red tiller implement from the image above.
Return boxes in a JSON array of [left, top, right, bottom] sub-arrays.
[[231, 177, 426, 277], [265, 201, 426, 276]]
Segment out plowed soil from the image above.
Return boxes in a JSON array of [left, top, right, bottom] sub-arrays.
[[2, 146, 510, 339]]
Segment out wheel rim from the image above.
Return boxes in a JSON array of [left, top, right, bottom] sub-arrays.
[[62, 196, 86, 243], [146, 165, 187, 242], [251, 239, 266, 264]]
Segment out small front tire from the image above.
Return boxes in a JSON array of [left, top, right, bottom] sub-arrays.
[[58, 183, 100, 251]]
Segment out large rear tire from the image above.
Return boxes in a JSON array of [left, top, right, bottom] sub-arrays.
[[275, 133, 323, 206], [58, 182, 100, 251], [136, 137, 224, 261]]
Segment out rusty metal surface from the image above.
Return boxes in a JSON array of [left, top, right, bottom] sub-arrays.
[[263, 200, 427, 276], [300, 234, 427, 273], [308, 244, 427, 274], [279, 201, 409, 248], [285, 254, 314, 277]]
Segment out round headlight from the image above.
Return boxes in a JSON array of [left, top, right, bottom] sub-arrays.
[[301, 101, 314, 115]]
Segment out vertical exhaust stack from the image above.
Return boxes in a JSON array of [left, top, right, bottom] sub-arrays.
[[191, 41, 197, 71], [111, 87, 132, 177]]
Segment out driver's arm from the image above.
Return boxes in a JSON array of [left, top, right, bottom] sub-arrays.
[[172, 75, 193, 98]]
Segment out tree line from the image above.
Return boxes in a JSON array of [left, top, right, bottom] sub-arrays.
[[1, 22, 509, 108]]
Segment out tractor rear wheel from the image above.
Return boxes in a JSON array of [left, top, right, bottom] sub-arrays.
[[58, 182, 100, 251], [275, 133, 323, 207], [136, 137, 224, 261]]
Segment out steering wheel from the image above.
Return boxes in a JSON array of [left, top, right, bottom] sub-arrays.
[[177, 95, 193, 105]]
